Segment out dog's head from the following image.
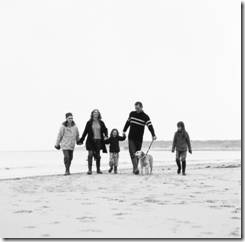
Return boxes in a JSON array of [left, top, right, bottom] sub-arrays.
[[135, 151, 145, 159]]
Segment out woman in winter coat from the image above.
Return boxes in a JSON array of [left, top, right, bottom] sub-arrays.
[[55, 112, 80, 175], [78, 109, 108, 175]]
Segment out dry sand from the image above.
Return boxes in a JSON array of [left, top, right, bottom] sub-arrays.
[[0, 161, 241, 238]]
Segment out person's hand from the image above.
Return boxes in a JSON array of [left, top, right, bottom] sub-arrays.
[[189, 150, 192, 154], [122, 132, 126, 136], [54, 145, 60, 150], [104, 136, 108, 140], [171, 149, 175, 153], [77, 140, 83, 145], [152, 135, 157, 141]]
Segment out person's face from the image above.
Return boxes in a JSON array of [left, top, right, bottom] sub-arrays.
[[135, 104, 142, 113], [112, 130, 117, 137], [67, 116, 73, 124], [93, 110, 99, 119], [177, 126, 182, 131]]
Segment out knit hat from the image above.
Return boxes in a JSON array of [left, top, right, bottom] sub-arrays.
[[65, 112, 73, 119]]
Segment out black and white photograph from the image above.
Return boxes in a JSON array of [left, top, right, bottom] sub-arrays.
[[0, 0, 242, 239]]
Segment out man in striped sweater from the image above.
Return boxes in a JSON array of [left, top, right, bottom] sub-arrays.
[[123, 102, 157, 175]]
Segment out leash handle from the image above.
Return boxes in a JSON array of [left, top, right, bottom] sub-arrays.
[[145, 139, 154, 156]]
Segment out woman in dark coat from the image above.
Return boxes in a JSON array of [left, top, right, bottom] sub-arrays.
[[78, 109, 108, 175]]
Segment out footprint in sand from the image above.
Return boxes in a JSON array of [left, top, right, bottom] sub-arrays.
[[24, 225, 36, 229], [14, 210, 32, 214], [76, 216, 95, 222]]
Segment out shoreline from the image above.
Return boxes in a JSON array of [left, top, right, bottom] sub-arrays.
[[0, 160, 241, 182]]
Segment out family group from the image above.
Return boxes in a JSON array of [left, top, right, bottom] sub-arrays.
[[55, 102, 192, 176]]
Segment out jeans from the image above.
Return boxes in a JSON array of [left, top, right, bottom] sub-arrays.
[[128, 139, 143, 172], [63, 150, 74, 172], [88, 139, 102, 171]]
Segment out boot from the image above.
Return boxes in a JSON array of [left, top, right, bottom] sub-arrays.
[[108, 166, 113, 173], [114, 166, 118, 174], [96, 159, 103, 174], [176, 159, 181, 174], [87, 157, 92, 175], [182, 160, 186, 175]]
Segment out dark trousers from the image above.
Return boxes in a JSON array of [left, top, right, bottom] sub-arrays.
[[63, 150, 74, 172], [128, 139, 143, 172], [88, 139, 102, 171], [176, 150, 187, 173]]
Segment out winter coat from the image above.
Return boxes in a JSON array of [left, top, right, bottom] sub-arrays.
[[56, 121, 79, 150], [79, 120, 108, 153], [104, 135, 126, 153], [172, 131, 192, 152]]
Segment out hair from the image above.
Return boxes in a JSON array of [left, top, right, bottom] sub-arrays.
[[90, 109, 102, 120], [177, 121, 187, 138], [135, 101, 143, 108], [110, 128, 119, 137], [65, 112, 73, 119]]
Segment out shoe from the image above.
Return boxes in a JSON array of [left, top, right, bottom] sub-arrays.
[[108, 167, 113, 173], [114, 166, 117, 174], [134, 169, 139, 175], [177, 169, 181, 174], [97, 170, 103, 174], [87, 170, 92, 175], [182, 172, 186, 176]]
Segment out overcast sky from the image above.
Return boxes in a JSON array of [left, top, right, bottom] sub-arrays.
[[0, 0, 241, 150]]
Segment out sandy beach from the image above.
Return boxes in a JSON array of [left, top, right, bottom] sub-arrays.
[[0, 160, 241, 239]]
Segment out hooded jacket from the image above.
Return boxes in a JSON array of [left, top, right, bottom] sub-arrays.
[[56, 121, 80, 150], [172, 131, 192, 152]]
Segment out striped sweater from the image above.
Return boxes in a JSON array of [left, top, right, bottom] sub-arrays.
[[123, 111, 155, 142]]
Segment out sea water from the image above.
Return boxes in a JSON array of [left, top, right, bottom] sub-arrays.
[[0, 150, 241, 179]]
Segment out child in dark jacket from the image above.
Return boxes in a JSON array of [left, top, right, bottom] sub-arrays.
[[104, 129, 126, 174], [172, 121, 192, 175]]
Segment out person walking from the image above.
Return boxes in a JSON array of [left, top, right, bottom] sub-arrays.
[[78, 109, 108, 175], [123, 102, 157, 175], [55, 113, 80, 175], [172, 121, 192, 176], [104, 129, 126, 174]]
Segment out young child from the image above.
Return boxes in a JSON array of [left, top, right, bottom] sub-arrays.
[[172, 121, 192, 175], [104, 129, 126, 174]]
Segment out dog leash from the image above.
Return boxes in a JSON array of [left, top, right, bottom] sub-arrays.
[[144, 139, 154, 157]]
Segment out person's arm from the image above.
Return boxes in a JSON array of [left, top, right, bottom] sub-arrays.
[[75, 126, 80, 143], [123, 112, 132, 133], [145, 115, 156, 139], [186, 132, 192, 153], [118, 134, 126, 141], [172, 133, 177, 152], [104, 137, 111, 144], [78, 122, 89, 144], [55, 126, 64, 149], [102, 121, 108, 138]]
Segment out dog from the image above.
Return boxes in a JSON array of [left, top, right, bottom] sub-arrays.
[[135, 151, 153, 175]]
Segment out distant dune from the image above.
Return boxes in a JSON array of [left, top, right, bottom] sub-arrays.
[[74, 140, 241, 152]]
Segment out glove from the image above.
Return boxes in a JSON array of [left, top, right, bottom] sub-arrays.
[[55, 145, 61, 150]]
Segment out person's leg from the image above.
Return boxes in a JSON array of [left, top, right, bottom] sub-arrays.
[[176, 151, 181, 174], [134, 140, 143, 175], [108, 153, 113, 173], [128, 139, 137, 173], [67, 150, 73, 174], [63, 150, 70, 175], [114, 153, 119, 174], [87, 150, 93, 175], [94, 140, 102, 174], [181, 151, 187, 175]]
